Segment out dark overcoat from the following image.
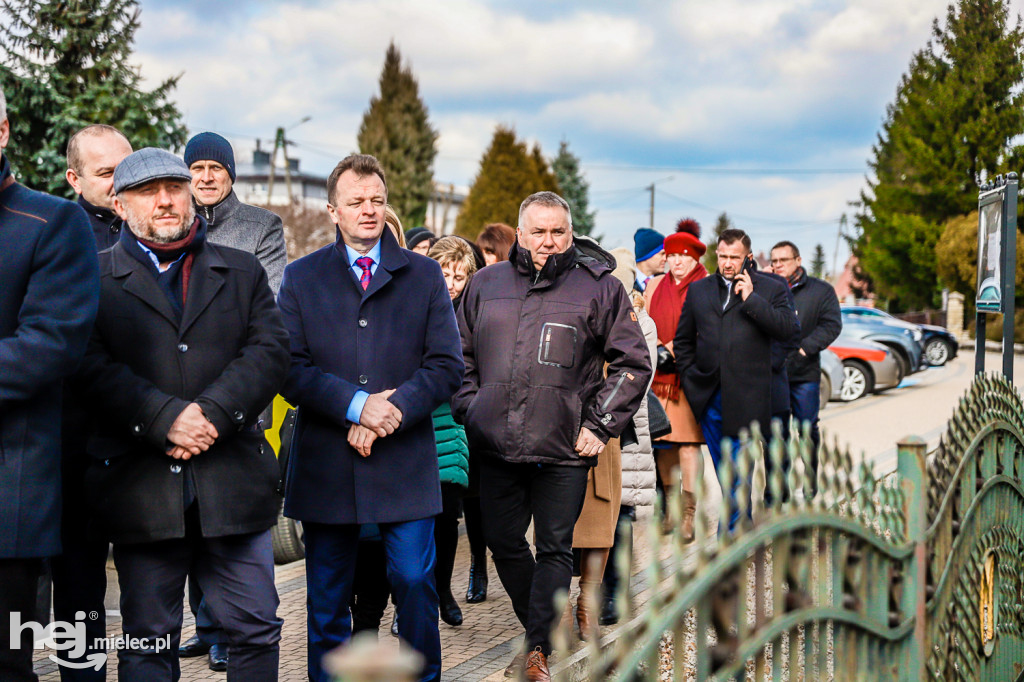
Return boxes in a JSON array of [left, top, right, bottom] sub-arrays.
[[76, 228, 290, 544], [278, 228, 464, 525], [0, 155, 99, 558], [674, 271, 799, 439]]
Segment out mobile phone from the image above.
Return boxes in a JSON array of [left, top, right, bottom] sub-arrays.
[[741, 255, 757, 276]]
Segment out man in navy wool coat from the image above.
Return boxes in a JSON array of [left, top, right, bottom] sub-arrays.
[[278, 154, 464, 682], [0, 86, 100, 681]]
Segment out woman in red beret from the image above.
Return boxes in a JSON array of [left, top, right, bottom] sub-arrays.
[[643, 228, 708, 542]]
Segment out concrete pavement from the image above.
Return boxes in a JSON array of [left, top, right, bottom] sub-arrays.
[[33, 352, 1014, 680]]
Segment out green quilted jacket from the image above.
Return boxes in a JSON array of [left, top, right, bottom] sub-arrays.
[[434, 401, 469, 488]]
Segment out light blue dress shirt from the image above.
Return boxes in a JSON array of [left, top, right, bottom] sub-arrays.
[[136, 242, 185, 271], [344, 239, 382, 424]]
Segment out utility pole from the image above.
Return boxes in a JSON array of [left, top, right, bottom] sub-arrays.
[[647, 183, 655, 229], [645, 176, 674, 229], [266, 116, 311, 205], [833, 214, 847, 283]]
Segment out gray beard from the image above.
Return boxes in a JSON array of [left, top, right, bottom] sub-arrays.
[[125, 203, 196, 243]]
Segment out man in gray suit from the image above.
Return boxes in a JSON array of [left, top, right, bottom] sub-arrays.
[[184, 132, 286, 294], [179, 132, 288, 670]]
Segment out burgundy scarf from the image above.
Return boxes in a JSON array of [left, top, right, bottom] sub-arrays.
[[648, 263, 708, 400], [136, 217, 202, 304]]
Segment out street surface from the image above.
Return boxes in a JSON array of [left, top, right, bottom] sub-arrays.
[[33, 351, 1022, 680]]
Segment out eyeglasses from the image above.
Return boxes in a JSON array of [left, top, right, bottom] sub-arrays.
[[770, 257, 794, 265]]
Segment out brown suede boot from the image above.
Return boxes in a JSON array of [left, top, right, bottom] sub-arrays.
[[523, 647, 550, 681], [681, 490, 697, 543]]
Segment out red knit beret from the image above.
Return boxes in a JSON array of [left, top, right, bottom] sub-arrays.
[[664, 231, 706, 259]]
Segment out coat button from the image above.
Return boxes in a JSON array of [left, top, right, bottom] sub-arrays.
[[133, 424, 143, 434], [103, 459, 110, 466], [358, 375, 368, 385], [233, 410, 245, 422], [177, 343, 188, 353], [170, 464, 182, 474], [358, 318, 368, 328]]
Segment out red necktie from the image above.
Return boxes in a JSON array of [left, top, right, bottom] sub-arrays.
[[355, 256, 373, 290]]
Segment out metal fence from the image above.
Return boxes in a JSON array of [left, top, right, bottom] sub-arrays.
[[553, 372, 1024, 681]]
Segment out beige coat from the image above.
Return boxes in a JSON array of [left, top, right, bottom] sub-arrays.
[[572, 436, 622, 548]]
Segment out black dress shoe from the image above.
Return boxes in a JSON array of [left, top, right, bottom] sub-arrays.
[[599, 597, 619, 626], [208, 643, 228, 672], [439, 591, 463, 626], [466, 554, 488, 603], [178, 635, 211, 658]]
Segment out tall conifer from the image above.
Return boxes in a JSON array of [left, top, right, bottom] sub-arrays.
[[552, 141, 596, 237], [856, 0, 1024, 309], [0, 0, 188, 196], [455, 126, 559, 239]]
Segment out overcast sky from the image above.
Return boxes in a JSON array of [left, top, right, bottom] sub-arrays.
[[136, 0, 1021, 267]]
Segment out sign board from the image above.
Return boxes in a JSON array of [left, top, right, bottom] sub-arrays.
[[976, 189, 1004, 313]]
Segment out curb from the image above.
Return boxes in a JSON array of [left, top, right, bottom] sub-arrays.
[[957, 338, 1024, 355]]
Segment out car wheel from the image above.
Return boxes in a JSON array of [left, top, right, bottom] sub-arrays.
[[819, 372, 831, 408], [271, 499, 304, 564], [925, 338, 951, 366], [840, 360, 874, 401]]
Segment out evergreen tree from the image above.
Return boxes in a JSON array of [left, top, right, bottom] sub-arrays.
[[856, 0, 1024, 310], [810, 244, 827, 278], [0, 0, 187, 196], [455, 126, 559, 239], [357, 42, 438, 227], [703, 212, 733, 273], [551, 141, 596, 237]]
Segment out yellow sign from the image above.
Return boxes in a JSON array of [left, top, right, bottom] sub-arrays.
[[980, 551, 996, 655]]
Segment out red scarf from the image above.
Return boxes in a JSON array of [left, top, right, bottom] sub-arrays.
[[648, 263, 707, 400], [136, 217, 202, 304]]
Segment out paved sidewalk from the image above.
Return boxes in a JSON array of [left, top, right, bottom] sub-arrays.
[[33, 504, 687, 681]]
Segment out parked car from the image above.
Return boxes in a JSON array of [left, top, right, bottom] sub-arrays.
[[838, 307, 925, 380], [829, 337, 903, 401], [820, 348, 844, 405], [840, 305, 959, 367]]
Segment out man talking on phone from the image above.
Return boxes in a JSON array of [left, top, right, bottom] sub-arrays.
[[673, 228, 798, 530]]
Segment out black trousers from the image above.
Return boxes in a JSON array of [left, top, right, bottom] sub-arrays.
[[434, 483, 463, 598], [477, 458, 589, 655], [113, 526, 281, 682], [462, 497, 487, 559], [0, 558, 44, 682]]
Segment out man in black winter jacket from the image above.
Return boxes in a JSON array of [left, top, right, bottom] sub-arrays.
[[770, 241, 842, 454], [65, 124, 133, 250], [454, 191, 651, 680]]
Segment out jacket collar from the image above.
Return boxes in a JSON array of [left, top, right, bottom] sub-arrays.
[[195, 190, 240, 228], [110, 216, 226, 335], [0, 154, 14, 200], [77, 194, 118, 226], [510, 237, 612, 287], [333, 226, 409, 299]]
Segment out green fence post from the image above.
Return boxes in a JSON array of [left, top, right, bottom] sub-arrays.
[[897, 435, 928, 682]]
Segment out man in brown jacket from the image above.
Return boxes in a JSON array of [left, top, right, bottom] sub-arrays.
[[453, 191, 651, 681]]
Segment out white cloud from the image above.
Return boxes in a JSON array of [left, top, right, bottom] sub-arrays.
[[127, 0, 1024, 258]]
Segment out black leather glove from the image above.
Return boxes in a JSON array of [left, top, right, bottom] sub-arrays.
[[656, 344, 676, 374]]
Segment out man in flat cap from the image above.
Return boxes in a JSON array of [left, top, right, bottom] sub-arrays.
[[76, 148, 290, 681]]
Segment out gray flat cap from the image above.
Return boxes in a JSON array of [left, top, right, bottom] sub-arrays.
[[113, 147, 192, 194]]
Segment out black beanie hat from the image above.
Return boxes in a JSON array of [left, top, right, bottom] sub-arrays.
[[184, 132, 236, 182], [405, 227, 435, 250]]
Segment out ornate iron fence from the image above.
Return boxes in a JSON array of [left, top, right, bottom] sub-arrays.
[[553, 372, 1024, 681]]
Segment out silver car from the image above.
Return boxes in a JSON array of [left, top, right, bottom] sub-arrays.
[[819, 348, 844, 405], [828, 337, 902, 401]]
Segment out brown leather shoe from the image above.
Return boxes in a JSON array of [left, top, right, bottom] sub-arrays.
[[523, 646, 550, 681], [503, 651, 525, 678]]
